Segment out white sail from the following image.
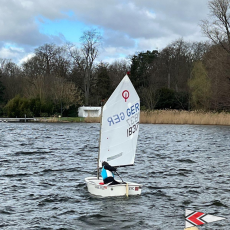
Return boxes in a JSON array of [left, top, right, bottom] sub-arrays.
[[99, 75, 140, 167]]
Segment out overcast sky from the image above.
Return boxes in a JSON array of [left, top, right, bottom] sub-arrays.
[[0, 0, 211, 64]]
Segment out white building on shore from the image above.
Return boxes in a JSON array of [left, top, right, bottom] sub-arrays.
[[78, 106, 101, 117]]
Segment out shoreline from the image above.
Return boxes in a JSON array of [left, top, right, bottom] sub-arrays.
[[1, 110, 230, 126]]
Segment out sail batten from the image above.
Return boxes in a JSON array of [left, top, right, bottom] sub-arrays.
[[99, 75, 140, 168]]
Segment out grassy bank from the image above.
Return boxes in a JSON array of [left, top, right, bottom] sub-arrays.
[[140, 110, 230, 125]]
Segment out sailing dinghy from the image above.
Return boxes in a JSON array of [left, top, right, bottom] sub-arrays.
[[85, 75, 142, 197]]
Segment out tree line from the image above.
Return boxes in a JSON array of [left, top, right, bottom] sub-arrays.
[[0, 0, 230, 117]]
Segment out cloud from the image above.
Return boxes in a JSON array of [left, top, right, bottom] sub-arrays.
[[0, 46, 24, 60], [102, 30, 136, 48], [68, 0, 210, 39], [0, 1, 67, 46], [0, 0, 210, 64]]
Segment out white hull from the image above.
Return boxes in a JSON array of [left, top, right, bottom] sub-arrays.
[[85, 177, 142, 197]]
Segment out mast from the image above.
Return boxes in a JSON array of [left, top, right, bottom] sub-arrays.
[[97, 104, 103, 179]]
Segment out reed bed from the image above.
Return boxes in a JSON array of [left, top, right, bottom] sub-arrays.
[[70, 110, 230, 126], [140, 110, 230, 125], [84, 116, 101, 123]]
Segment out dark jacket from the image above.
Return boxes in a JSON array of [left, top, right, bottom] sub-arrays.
[[103, 164, 117, 172]]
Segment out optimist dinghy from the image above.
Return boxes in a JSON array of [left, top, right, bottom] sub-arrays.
[[85, 74, 142, 197]]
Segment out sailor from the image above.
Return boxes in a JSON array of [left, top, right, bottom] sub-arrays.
[[101, 161, 120, 185]]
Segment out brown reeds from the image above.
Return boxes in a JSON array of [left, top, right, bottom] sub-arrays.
[[140, 110, 230, 125], [83, 110, 230, 125], [84, 116, 101, 123]]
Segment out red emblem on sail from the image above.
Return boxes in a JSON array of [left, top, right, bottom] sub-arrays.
[[122, 90, 129, 102]]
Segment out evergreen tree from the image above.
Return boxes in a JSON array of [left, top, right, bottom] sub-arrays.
[[130, 50, 158, 89], [96, 64, 111, 102]]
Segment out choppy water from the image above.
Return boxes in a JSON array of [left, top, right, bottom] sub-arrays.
[[0, 122, 230, 230]]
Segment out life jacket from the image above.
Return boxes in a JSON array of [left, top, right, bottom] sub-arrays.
[[101, 166, 114, 180]]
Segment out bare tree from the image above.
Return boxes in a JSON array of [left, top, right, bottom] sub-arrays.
[[35, 43, 60, 76], [22, 44, 72, 102], [201, 0, 230, 54], [108, 60, 130, 88], [200, 1, 230, 110], [23, 75, 45, 101], [0, 59, 23, 100], [138, 86, 159, 110], [203, 45, 230, 110], [159, 39, 192, 92], [51, 77, 83, 115], [68, 29, 101, 105]]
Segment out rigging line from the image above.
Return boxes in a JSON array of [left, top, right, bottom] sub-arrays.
[[115, 171, 124, 183]]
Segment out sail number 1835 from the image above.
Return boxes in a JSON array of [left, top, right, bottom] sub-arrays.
[[127, 122, 139, 137]]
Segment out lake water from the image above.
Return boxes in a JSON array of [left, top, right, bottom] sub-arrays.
[[0, 122, 230, 230]]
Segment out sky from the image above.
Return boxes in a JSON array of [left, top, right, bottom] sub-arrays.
[[0, 0, 211, 65]]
